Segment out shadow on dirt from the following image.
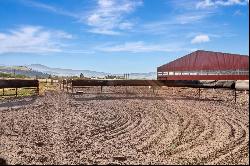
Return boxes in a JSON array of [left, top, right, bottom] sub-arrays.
[[0, 96, 38, 108], [0, 158, 7, 165], [73, 95, 164, 101], [72, 93, 224, 102], [172, 96, 224, 102]]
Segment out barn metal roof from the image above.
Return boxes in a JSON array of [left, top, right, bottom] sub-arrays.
[[157, 50, 249, 72]]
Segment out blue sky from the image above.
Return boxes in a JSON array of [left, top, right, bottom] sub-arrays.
[[0, 0, 249, 73]]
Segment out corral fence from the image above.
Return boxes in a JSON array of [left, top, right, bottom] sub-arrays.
[[71, 80, 165, 94], [67, 79, 249, 102], [70, 79, 237, 90], [0, 79, 39, 97], [59, 79, 73, 92], [38, 79, 59, 85]]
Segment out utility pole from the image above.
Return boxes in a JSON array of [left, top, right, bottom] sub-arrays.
[[13, 69, 16, 78], [125, 73, 129, 80]]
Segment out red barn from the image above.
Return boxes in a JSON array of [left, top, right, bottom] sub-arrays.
[[157, 50, 249, 80]]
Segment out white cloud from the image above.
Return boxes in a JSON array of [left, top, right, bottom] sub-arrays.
[[176, 11, 213, 24], [20, 0, 139, 35], [97, 41, 188, 53], [0, 26, 73, 54], [53, 31, 73, 39], [169, 0, 199, 10], [21, 0, 79, 18], [119, 22, 134, 30], [233, 9, 243, 15], [139, 11, 214, 36], [88, 29, 121, 35], [62, 50, 95, 54], [196, 0, 249, 9], [191, 34, 210, 44], [86, 0, 142, 35], [196, 0, 214, 8]]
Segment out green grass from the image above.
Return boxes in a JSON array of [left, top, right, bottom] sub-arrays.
[[0, 88, 38, 100], [0, 82, 59, 100], [0, 66, 29, 70], [39, 82, 58, 95], [0, 72, 28, 78]]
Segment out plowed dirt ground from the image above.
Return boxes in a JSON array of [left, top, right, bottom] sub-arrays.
[[0, 87, 249, 165]]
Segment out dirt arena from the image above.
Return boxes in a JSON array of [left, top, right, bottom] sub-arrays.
[[0, 87, 249, 165]]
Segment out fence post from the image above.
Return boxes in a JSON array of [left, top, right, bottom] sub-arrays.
[[16, 88, 18, 97], [63, 80, 66, 91], [2, 88, 4, 96], [198, 88, 201, 98], [37, 85, 39, 95], [66, 80, 68, 93], [234, 89, 237, 103]]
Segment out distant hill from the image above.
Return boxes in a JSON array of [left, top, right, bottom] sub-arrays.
[[0, 64, 157, 79], [28, 64, 157, 79], [27, 64, 109, 78], [0, 65, 50, 78]]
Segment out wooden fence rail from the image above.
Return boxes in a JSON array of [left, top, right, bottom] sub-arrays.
[[0, 79, 39, 97], [71, 80, 236, 89]]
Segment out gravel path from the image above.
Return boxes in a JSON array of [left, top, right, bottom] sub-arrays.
[[0, 87, 249, 165]]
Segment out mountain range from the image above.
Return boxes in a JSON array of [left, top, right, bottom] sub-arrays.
[[0, 64, 157, 79]]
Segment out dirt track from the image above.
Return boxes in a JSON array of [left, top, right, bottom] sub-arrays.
[[0, 87, 249, 165]]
